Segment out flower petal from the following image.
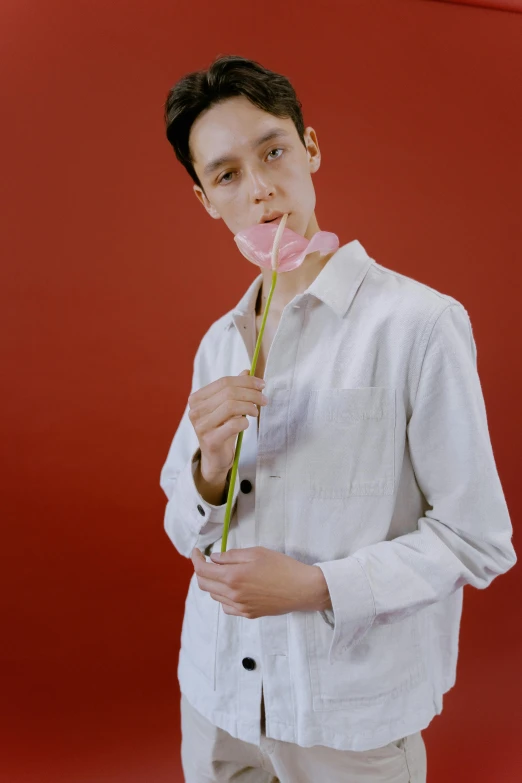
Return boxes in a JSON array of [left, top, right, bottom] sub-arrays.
[[234, 223, 340, 272]]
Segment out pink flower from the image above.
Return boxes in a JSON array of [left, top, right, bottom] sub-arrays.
[[234, 220, 339, 272], [220, 214, 339, 553]]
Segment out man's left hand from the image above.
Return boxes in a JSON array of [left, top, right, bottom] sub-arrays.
[[190, 546, 332, 619]]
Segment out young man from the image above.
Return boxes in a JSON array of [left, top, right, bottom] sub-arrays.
[[160, 55, 516, 783]]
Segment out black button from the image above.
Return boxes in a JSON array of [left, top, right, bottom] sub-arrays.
[[240, 479, 252, 494], [242, 657, 256, 670], [197, 504, 205, 516]]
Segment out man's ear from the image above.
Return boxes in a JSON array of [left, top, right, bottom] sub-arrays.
[[304, 127, 321, 174], [309, 152, 321, 174], [193, 184, 221, 220]]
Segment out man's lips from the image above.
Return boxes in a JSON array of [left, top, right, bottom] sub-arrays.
[[261, 212, 289, 224]]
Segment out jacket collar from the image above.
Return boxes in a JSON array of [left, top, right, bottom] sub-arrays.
[[223, 239, 374, 330]]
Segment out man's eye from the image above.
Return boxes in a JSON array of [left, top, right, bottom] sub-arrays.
[[218, 149, 283, 185]]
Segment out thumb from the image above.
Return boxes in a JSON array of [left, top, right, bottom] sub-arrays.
[[210, 548, 244, 563], [239, 369, 251, 376]]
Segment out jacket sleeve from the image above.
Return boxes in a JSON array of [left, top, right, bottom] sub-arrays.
[[159, 341, 241, 559], [313, 303, 517, 664]]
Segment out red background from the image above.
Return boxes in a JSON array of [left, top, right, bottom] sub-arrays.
[[2, 1, 521, 780]]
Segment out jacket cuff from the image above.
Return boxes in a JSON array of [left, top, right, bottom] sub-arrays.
[[313, 556, 376, 664], [179, 447, 241, 535]]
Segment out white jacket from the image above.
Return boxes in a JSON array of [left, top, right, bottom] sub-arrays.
[[160, 239, 516, 752]]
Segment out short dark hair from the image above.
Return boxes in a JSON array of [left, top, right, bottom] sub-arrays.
[[164, 54, 306, 192]]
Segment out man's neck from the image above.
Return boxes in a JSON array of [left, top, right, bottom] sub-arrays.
[[255, 250, 335, 318]]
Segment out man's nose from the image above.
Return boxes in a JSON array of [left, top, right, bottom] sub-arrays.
[[248, 168, 274, 201]]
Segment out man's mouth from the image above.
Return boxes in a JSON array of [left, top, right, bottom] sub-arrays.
[[262, 212, 289, 224]]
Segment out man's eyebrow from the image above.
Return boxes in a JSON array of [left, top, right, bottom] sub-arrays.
[[202, 128, 291, 177]]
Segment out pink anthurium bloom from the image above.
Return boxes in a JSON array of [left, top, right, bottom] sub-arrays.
[[220, 215, 339, 552], [234, 220, 339, 273]]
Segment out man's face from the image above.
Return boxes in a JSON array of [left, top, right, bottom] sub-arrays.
[[189, 95, 321, 239]]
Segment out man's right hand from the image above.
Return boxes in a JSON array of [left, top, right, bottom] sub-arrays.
[[188, 369, 268, 485]]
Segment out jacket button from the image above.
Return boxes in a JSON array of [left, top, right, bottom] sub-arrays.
[[240, 479, 252, 494], [197, 504, 205, 516], [242, 657, 256, 671]]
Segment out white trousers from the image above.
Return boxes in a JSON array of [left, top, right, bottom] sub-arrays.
[[180, 691, 427, 783]]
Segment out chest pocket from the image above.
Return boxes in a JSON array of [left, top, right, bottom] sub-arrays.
[[290, 386, 396, 499]]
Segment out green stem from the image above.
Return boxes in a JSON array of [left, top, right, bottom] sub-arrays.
[[221, 269, 278, 552]]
